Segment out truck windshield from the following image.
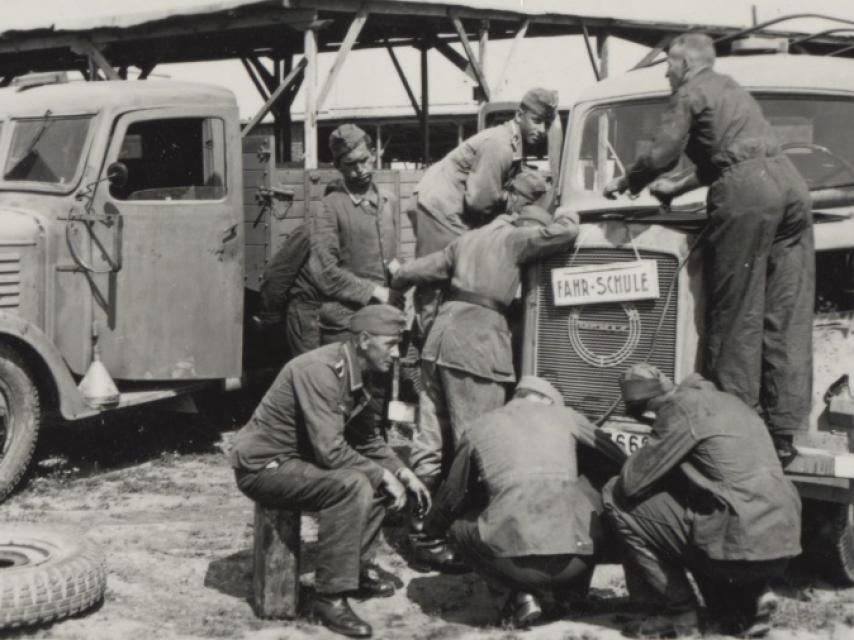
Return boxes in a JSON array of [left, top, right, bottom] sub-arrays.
[[575, 95, 854, 193], [3, 114, 93, 185]]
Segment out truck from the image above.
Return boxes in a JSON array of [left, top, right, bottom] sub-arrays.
[[0, 78, 429, 502], [522, 46, 854, 583]]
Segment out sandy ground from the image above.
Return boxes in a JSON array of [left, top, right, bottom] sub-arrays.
[[2, 403, 854, 640]]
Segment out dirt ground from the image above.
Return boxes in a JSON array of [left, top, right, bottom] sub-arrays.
[[3, 402, 854, 640]]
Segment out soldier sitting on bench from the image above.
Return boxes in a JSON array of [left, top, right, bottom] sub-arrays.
[[230, 305, 431, 639]]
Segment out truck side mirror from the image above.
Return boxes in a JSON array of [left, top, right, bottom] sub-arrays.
[[107, 161, 128, 189]]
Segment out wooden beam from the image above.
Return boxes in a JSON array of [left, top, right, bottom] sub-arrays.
[[242, 56, 307, 139], [385, 43, 421, 120], [580, 20, 600, 82], [451, 14, 490, 101], [430, 36, 476, 83], [138, 61, 156, 80], [303, 28, 319, 169], [495, 18, 528, 97], [420, 43, 430, 164], [478, 19, 489, 71], [597, 32, 610, 79], [71, 38, 120, 80], [316, 7, 369, 110], [632, 34, 674, 70], [247, 56, 277, 93], [242, 58, 271, 100]]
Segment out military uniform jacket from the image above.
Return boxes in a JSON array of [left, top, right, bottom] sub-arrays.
[[309, 179, 398, 333], [429, 400, 622, 557], [619, 374, 802, 561], [228, 342, 403, 487], [414, 120, 523, 254], [626, 67, 781, 193], [392, 214, 577, 382]]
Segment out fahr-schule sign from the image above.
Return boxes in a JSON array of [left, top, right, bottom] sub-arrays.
[[550, 260, 660, 306]]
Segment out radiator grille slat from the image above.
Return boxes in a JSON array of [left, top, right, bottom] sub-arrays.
[[536, 249, 679, 420]]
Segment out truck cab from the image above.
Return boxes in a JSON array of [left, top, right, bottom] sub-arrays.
[[0, 80, 244, 497], [523, 52, 854, 582]]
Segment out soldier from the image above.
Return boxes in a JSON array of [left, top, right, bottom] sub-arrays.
[[390, 205, 579, 494], [603, 33, 814, 461], [424, 376, 624, 628], [310, 124, 403, 345], [603, 363, 801, 638], [229, 305, 430, 639], [410, 87, 559, 336]]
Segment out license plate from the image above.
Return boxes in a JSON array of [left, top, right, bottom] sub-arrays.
[[607, 430, 650, 455], [551, 260, 660, 306]]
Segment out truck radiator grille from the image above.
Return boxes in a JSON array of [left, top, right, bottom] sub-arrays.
[[535, 248, 679, 419], [0, 253, 21, 312]]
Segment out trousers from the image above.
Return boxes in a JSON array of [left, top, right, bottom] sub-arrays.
[[451, 516, 595, 596], [235, 460, 386, 595], [602, 477, 788, 614], [410, 361, 507, 486], [704, 155, 814, 436], [285, 300, 321, 358]]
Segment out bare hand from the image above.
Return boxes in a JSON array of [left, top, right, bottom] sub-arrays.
[[648, 178, 678, 206], [603, 176, 628, 200], [396, 468, 432, 515], [372, 286, 390, 305], [381, 470, 407, 511], [386, 258, 402, 278]]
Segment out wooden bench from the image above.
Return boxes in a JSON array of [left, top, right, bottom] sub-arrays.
[[252, 504, 301, 618]]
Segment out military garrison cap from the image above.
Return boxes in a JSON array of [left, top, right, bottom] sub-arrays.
[[508, 168, 548, 204], [349, 304, 406, 336], [516, 375, 564, 406], [620, 363, 674, 402], [520, 87, 558, 121], [329, 124, 371, 162]]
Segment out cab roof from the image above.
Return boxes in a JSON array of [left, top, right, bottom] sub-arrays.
[[0, 80, 237, 117], [578, 54, 854, 105]]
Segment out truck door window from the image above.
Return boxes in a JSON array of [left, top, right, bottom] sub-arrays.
[[4, 115, 93, 184], [112, 117, 226, 201]]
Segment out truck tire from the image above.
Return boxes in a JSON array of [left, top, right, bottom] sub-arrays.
[[0, 345, 40, 502], [0, 525, 106, 629], [801, 499, 854, 585]]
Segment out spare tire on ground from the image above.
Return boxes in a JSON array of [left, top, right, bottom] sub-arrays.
[[0, 524, 106, 629]]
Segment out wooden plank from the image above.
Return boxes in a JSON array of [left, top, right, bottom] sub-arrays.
[[245, 244, 269, 291], [304, 28, 319, 169], [70, 38, 120, 80], [253, 505, 301, 619], [244, 221, 269, 246], [451, 15, 490, 101], [317, 8, 369, 110], [243, 57, 307, 139], [386, 43, 421, 119], [495, 19, 529, 94]]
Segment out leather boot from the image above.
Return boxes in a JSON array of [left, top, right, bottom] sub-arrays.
[[500, 591, 543, 628], [307, 594, 372, 638], [772, 434, 798, 465], [408, 534, 471, 574], [355, 565, 395, 599]]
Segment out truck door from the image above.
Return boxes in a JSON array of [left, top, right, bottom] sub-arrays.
[[88, 107, 243, 380]]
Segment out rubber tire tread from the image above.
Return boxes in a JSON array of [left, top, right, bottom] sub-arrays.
[[0, 344, 40, 502], [0, 525, 106, 629], [826, 503, 854, 585]]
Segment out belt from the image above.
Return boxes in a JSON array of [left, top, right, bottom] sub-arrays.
[[446, 288, 508, 314]]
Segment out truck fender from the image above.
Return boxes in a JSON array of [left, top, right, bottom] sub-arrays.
[[0, 315, 93, 421]]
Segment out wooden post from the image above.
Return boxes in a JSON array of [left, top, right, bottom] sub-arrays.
[[304, 27, 319, 169], [420, 43, 430, 165], [597, 32, 610, 80], [253, 504, 301, 619], [495, 19, 529, 97]]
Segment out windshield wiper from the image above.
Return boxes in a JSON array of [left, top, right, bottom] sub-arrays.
[[4, 110, 53, 178]]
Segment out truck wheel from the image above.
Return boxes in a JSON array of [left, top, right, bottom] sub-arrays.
[[801, 499, 854, 585], [0, 525, 106, 629], [0, 344, 40, 502]]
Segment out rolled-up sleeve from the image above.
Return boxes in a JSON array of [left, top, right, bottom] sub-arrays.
[[310, 196, 376, 305], [292, 363, 385, 488], [626, 90, 693, 194], [464, 135, 513, 216]]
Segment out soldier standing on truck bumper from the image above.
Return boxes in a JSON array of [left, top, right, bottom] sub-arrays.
[[410, 87, 559, 337], [603, 363, 801, 638], [230, 305, 430, 639], [604, 33, 814, 461]]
